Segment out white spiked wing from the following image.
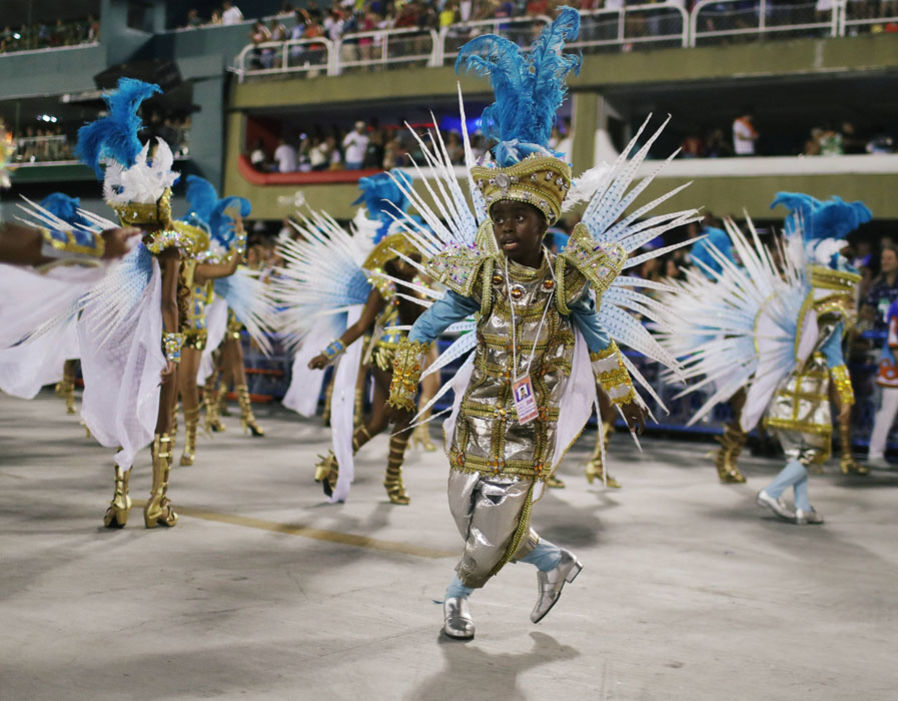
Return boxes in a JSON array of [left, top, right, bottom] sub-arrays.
[[654, 217, 808, 427]]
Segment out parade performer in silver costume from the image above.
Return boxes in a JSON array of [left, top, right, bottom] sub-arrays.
[[382, 8, 698, 639]]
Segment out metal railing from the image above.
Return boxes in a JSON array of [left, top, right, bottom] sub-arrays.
[[234, 37, 335, 79], [438, 16, 551, 64], [234, 2, 895, 79], [337, 26, 439, 72], [691, 0, 840, 44], [570, 4, 689, 52]]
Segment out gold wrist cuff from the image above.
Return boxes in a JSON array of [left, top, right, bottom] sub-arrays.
[[387, 338, 428, 411], [591, 340, 635, 403], [831, 364, 854, 407]]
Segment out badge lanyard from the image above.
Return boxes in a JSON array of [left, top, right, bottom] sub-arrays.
[[505, 250, 555, 425]]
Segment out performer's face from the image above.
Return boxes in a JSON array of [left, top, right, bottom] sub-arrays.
[[490, 200, 547, 268]]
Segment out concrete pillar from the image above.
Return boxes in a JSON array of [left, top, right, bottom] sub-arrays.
[[570, 92, 597, 176]]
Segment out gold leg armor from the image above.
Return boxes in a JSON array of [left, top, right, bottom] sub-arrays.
[[839, 418, 868, 476], [236, 384, 264, 437], [411, 422, 436, 452], [314, 451, 339, 497], [144, 433, 178, 528], [103, 464, 132, 528], [714, 422, 748, 483], [384, 433, 411, 505], [586, 420, 620, 488], [203, 376, 226, 433], [322, 378, 334, 426], [180, 406, 200, 466], [354, 385, 364, 429], [218, 386, 232, 416], [55, 378, 76, 414]]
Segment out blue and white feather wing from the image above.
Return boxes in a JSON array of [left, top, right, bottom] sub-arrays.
[[214, 267, 276, 355], [270, 208, 372, 350]]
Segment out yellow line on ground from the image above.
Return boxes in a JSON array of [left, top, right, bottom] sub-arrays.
[[132, 499, 455, 559]]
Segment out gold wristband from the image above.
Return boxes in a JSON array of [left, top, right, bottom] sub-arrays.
[[387, 338, 428, 411], [591, 340, 635, 404]]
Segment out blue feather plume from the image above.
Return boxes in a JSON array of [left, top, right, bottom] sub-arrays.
[[352, 171, 413, 243], [39, 193, 91, 228], [690, 226, 733, 277], [75, 78, 161, 178], [185, 175, 251, 249], [771, 191, 872, 241], [455, 6, 580, 166]]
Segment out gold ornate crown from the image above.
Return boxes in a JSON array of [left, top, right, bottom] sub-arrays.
[[808, 264, 861, 293], [471, 155, 571, 224], [808, 264, 861, 324]]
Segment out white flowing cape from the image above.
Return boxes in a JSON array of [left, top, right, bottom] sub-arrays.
[[78, 259, 166, 468], [197, 295, 229, 384]]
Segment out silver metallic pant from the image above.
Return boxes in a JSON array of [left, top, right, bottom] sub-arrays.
[[447, 469, 539, 588]]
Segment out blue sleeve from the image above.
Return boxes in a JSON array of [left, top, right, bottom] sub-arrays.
[[567, 293, 613, 354], [820, 321, 846, 368], [408, 289, 479, 344]]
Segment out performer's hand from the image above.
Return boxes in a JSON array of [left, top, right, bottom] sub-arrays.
[[619, 399, 647, 434], [308, 353, 330, 370], [101, 227, 141, 259], [161, 360, 177, 379]]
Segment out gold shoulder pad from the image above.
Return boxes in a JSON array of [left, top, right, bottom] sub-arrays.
[[557, 223, 627, 314]]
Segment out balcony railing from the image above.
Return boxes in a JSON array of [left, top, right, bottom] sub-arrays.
[[234, 0, 894, 81]]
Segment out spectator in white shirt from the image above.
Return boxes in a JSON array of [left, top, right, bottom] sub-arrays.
[[732, 110, 758, 156], [250, 138, 269, 170], [273, 137, 298, 172], [342, 121, 369, 170], [221, 1, 244, 25]]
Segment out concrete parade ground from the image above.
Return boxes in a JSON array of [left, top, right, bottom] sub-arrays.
[[1, 390, 896, 701]]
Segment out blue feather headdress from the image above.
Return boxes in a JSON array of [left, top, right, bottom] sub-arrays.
[[39, 193, 92, 229], [352, 171, 413, 243], [771, 192, 872, 242], [185, 175, 251, 251], [690, 226, 734, 278], [456, 6, 581, 167], [75, 78, 161, 178]]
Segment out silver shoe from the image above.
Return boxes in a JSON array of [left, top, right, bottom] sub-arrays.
[[442, 597, 474, 640], [795, 507, 824, 525], [530, 549, 583, 624], [756, 489, 796, 521], [865, 455, 890, 470]]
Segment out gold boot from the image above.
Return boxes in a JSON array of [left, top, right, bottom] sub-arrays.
[[714, 422, 747, 483], [144, 433, 178, 528], [839, 420, 868, 476], [322, 378, 334, 426], [103, 464, 132, 528], [383, 434, 411, 504], [203, 377, 226, 433], [180, 406, 200, 466], [411, 422, 436, 452], [354, 385, 365, 429], [55, 378, 76, 414], [237, 384, 264, 436], [314, 451, 339, 497], [218, 386, 232, 416], [586, 420, 620, 488]]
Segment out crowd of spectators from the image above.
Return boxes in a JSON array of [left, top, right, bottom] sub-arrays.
[[0, 15, 99, 54], [8, 113, 191, 165], [677, 112, 896, 159]]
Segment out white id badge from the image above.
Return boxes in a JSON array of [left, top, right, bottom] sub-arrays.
[[512, 375, 539, 425]]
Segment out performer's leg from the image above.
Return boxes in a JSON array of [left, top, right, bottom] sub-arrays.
[[756, 458, 803, 521], [868, 386, 898, 466], [56, 359, 78, 414], [714, 388, 748, 484], [229, 340, 263, 437], [178, 348, 202, 466], [218, 338, 238, 417], [202, 364, 225, 433], [145, 365, 179, 529], [838, 405, 867, 475], [103, 463, 132, 528], [586, 389, 620, 487], [518, 536, 583, 624]]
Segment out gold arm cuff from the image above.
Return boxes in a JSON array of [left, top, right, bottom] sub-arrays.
[[591, 340, 635, 404], [830, 364, 854, 407], [387, 338, 428, 411]]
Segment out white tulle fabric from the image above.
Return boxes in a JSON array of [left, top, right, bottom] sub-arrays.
[[78, 258, 165, 468], [282, 317, 341, 417], [0, 319, 78, 398], [0, 263, 101, 348], [329, 305, 364, 503], [197, 295, 228, 384]]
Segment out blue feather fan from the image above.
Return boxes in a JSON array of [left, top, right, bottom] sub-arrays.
[[75, 78, 161, 178], [352, 171, 413, 243], [455, 6, 581, 166]]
